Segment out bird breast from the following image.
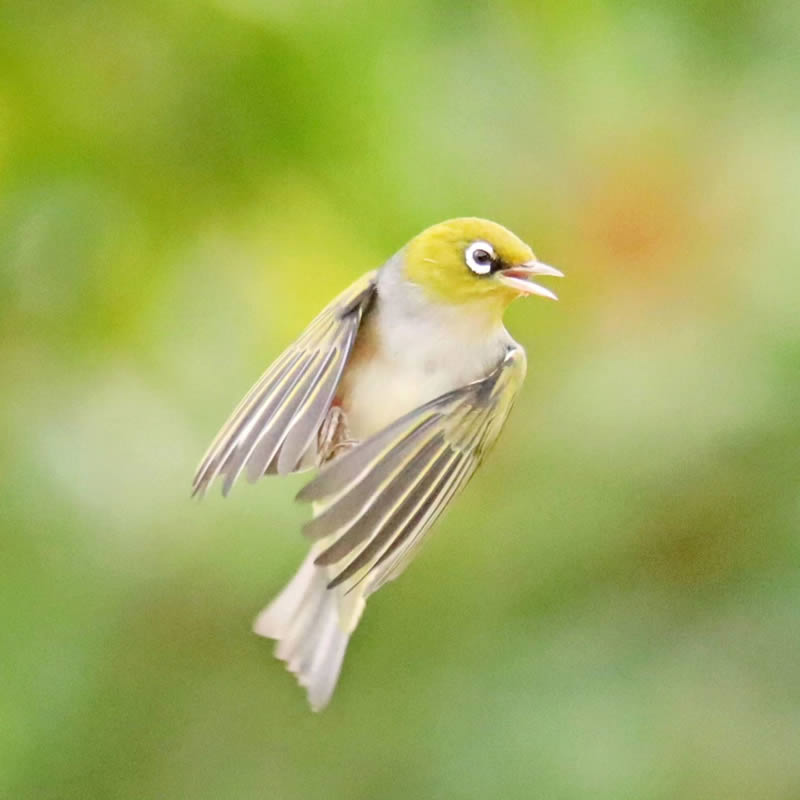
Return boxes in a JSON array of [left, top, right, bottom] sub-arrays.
[[338, 289, 511, 442]]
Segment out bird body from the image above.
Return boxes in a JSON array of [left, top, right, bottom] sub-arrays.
[[339, 252, 513, 441], [192, 218, 561, 710]]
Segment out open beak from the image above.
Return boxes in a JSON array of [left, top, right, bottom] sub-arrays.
[[496, 260, 564, 300]]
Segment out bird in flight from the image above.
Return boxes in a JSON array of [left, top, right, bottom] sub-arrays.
[[192, 217, 562, 710]]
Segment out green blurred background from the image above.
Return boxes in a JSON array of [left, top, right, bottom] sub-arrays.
[[2, 1, 799, 798]]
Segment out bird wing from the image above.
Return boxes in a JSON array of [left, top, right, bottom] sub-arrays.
[[192, 272, 377, 497], [296, 344, 527, 595]]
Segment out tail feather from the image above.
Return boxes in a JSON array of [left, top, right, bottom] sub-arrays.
[[254, 545, 365, 711]]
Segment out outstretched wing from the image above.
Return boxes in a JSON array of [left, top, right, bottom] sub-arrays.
[[296, 344, 527, 595], [192, 272, 377, 497]]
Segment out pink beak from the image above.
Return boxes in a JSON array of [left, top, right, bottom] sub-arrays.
[[496, 261, 564, 300]]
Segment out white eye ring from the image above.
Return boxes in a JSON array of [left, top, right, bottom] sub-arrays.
[[465, 241, 495, 275]]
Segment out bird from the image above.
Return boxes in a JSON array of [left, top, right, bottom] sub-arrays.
[[192, 217, 562, 710]]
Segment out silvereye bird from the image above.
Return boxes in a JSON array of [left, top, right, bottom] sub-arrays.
[[192, 217, 562, 710]]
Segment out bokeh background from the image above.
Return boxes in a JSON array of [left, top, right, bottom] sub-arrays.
[[2, 1, 799, 798]]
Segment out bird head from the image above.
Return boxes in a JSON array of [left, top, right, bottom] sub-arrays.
[[403, 217, 562, 312]]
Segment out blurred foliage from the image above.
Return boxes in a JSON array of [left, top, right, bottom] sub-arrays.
[[2, 1, 799, 798]]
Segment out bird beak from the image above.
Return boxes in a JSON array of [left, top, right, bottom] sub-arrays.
[[496, 261, 564, 300]]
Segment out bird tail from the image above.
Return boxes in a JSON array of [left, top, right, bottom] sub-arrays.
[[253, 544, 366, 711]]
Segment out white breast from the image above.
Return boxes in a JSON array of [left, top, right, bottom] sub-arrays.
[[341, 268, 511, 441]]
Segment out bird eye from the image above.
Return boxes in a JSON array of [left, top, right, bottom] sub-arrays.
[[465, 241, 495, 275]]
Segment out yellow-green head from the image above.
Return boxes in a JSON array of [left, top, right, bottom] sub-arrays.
[[404, 217, 562, 311]]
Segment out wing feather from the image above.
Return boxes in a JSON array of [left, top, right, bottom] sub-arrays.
[[225, 349, 322, 491], [194, 312, 335, 483], [195, 349, 306, 491], [192, 272, 376, 497], [275, 321, 359, 474], [302, 414, 443, 542], [314, 433, 449, 569], [295, 404, 451, 506], [367, 453, 478, 593], [323, 439, 456, 589], [296, 345, 527, 593]]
